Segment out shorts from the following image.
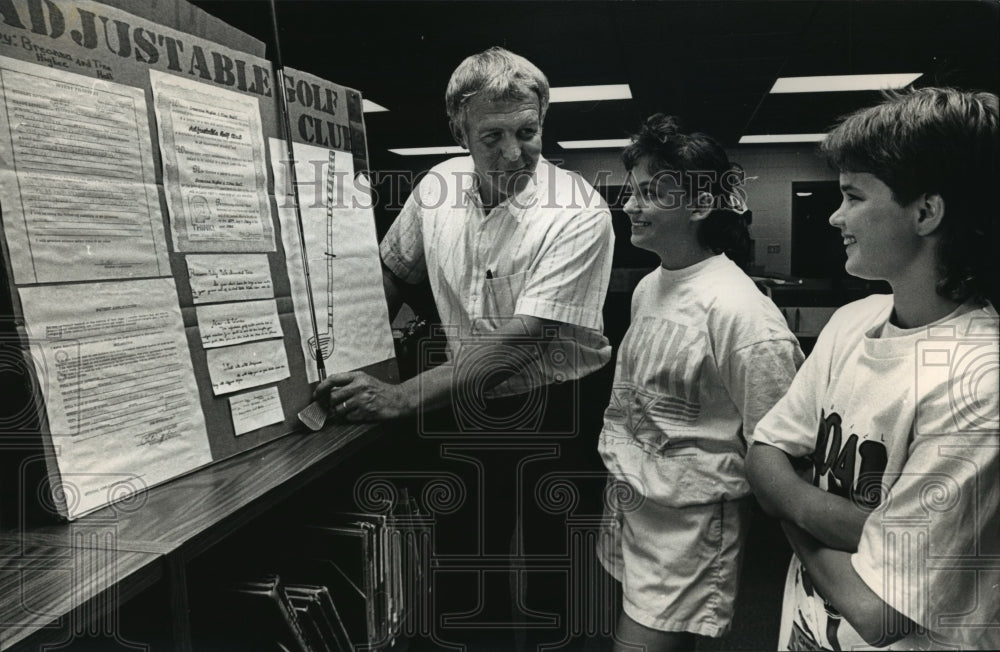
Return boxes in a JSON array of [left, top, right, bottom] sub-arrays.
[[598, 494, 751, 637]]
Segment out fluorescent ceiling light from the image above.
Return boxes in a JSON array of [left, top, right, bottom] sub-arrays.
[[558, 139, 631, 149], [770, 73, 922, 94], [549, 84, 632, 103], [739, 133, 827, 144], [795, 192, 814, 197], [389, 145, 467, 156], [363, 99, 389, 113]]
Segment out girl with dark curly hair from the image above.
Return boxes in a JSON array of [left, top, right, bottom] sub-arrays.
[[597, 114, 803, 651]]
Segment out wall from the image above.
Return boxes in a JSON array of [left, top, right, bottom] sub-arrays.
[[556, 144, 838, 277], [731, 146, 837, 276]]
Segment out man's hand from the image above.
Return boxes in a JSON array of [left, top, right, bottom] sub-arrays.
[[314, 372, 415, 422], [312, 315, 557, 423]]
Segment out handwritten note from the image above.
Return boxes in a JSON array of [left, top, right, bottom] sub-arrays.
[[229, 387, 285, 436], [186, 254, 273, 304], [206, 339, 289, 395], [196, 299, 282, 348]]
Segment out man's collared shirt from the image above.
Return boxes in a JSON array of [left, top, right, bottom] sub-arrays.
[[381, 156, 614, 397]]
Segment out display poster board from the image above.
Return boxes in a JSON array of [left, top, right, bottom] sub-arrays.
[[0, 0, 396, 520]]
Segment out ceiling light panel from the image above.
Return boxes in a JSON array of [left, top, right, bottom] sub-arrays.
[[770, 73, 922, 94], [558, 139, 631, 149], [389, 146, 468, 156], [549, 84, 632, 102], [362, 99, 389, 113], [739, 134, 827, 144]]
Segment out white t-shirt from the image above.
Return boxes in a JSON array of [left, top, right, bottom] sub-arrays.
[[380, 156, 613, 396], [599, 254, 803, 506], [754, 294, 1000, 650]]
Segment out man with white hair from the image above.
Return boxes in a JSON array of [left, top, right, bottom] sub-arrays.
[[318, 46, 612, 424], [316, 47, 615, 648]]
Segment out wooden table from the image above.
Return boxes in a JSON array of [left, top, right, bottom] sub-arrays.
[[0, 419, 383, 651]]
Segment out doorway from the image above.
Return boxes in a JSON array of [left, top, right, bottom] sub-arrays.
[[791, 181, 846, 280]]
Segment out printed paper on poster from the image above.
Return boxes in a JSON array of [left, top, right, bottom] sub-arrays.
[[0, 56, 169, 284], [18, 278, 212, 520], [150, 69, 275, 252]]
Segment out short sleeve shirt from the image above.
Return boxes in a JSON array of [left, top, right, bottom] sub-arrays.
[[380, 156, 614, 396], [754, 296, 1000, 650]]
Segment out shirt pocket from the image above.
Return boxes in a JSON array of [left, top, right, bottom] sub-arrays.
[[481, 270, 528, 330]]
